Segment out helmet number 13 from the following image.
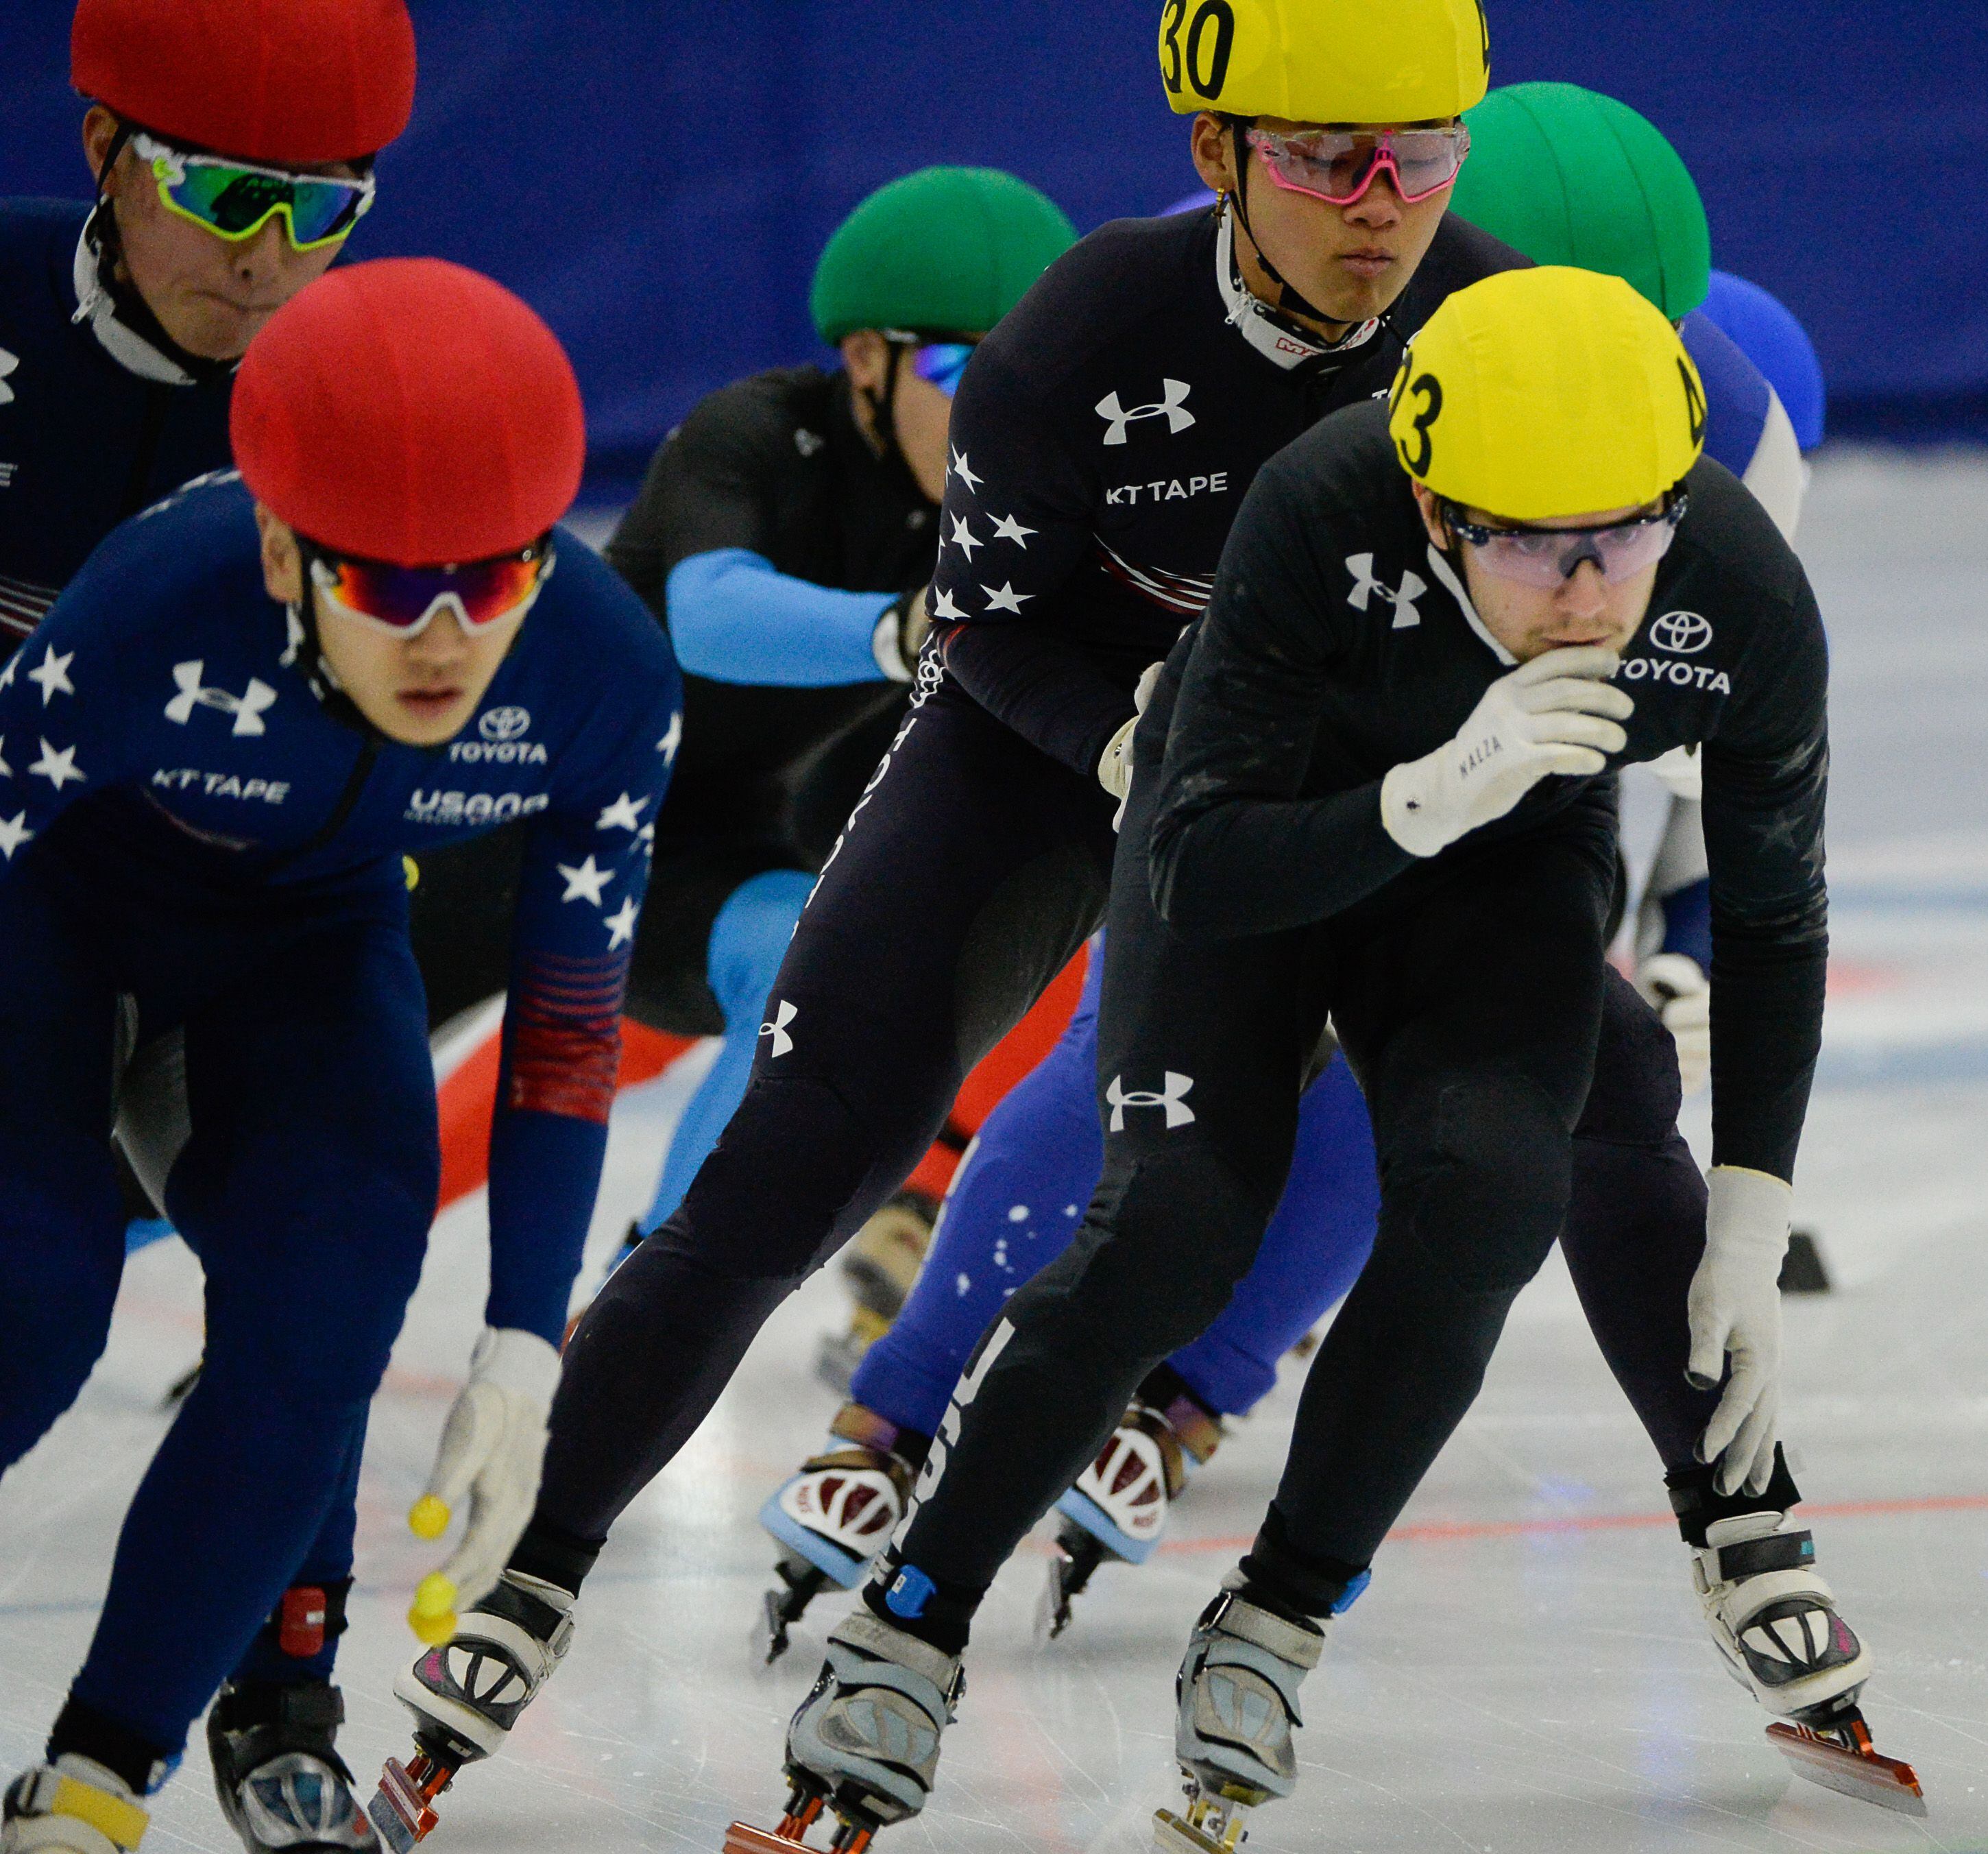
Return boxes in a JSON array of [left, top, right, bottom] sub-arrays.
[[1161, 0, 1237, 102]]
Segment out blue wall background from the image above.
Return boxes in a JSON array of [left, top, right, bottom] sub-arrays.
[[5, 1, 1983, 491]]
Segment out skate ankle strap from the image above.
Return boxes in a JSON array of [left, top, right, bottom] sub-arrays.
[[830, 1404, 923, 1461], [1205, 1591, 1324, 1669], [832, 1610, 963, 1699], [1155, 1393, 1222, 1468], [481, 1573, 575, 1653], [19, 1770, 148, 1852], [1706, 1530, 1815, 1582]]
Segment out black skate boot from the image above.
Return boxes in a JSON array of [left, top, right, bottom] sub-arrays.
[[368, 1571, 575, 1851], [206, 1681, 376, 1852]]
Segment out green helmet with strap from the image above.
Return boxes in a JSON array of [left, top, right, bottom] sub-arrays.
[[810, 166, 1078, 344], [1449, 82, 1711, 320]]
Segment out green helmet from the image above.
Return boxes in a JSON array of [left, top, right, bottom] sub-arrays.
[[1451, 82, 1711, 320], [810, 166, 1078, 344]]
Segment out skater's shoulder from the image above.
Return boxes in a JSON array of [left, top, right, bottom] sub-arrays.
[[1669, 455, 1810, 617], [57, 470, 265, 644], [677, 365, 842, 466]]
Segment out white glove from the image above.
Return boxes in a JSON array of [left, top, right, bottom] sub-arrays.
[[1380, 646, 1632, 858], [1100, 661, 1166, 830], [1637, 951, 1711, 1097], [1686, 1166, 1791, 1496], [407, 1325, 561, 1641]]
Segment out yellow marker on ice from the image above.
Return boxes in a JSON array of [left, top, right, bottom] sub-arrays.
[[409, 1494, 450, 1541], [409, 1571, 458, 1645]]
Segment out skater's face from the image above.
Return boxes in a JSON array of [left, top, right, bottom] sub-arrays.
[[842, 330, 962, 504], [82, 106, 359, 362], [1191, 112, 1455, 335], [255, 507, 531, 745], [1413, 482, 1664, 662]]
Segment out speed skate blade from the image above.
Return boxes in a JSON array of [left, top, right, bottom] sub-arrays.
[[366, 1761, 434, 1854], [1767, 1722, 1927, 1817], [1153, 1807, 1245, 1854], [724, 1824, 809, 1854]]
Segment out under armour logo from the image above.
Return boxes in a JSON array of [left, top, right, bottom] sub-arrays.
[[760, 998, 797, 1058], [1096, 379, 1195, 446], [1106, 1072, 1196, 1131], [1346, 554, 1427, 629], [0, 348, 16, 406], [165, 660, 276, 735]]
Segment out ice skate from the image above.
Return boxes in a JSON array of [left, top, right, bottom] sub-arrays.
[[206, 1681, 376, 1852], [1041, 1394, 1220, 1639], [368, 1572, 575, 1851], [816, 1193, 936, 1393], [2, 1758, 148, 1854], [757, 1407, 919, 1663], [725, 1611, 962, 1854], [1153, 1576, 1329, 1854], [1691, 1511, 1923, 1814]]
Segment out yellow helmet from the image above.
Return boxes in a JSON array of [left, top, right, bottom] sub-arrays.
[[1159, 0, 1490, 123], [1386, 266, 1706, 520]]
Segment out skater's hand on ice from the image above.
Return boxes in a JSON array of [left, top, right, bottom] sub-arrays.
[[1636, 953, 1711, 1097], [408, 1326, 561, 1643], [1687, 1167, 1791, 1496], [1381, 647, 1630, 858]]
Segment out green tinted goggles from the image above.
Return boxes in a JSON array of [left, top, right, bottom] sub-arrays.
[[132, 130, 374, 252]]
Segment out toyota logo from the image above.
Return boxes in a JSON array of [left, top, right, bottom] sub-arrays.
[[478, 705, 532, 741], [1649, 611, 1712, 655]]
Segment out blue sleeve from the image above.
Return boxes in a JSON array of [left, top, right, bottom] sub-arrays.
[[667, 547, 895, 686], [1681, 312, 1773, 482], [483, 627, 684, 1343]]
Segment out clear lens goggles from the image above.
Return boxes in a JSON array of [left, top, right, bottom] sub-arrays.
[[133, 131, 375, 253], [1443, 495, 1689, 590], [1248, 125, 1470, 207], [308, 538, 555, 638]]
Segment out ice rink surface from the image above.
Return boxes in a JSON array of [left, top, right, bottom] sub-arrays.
[[4, 451, 1986, 1854]]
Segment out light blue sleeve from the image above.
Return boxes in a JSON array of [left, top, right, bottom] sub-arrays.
[[666, 547, 897, 687]]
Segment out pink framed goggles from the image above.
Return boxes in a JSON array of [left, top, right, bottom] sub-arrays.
[[1247, 125, 1470, 207]]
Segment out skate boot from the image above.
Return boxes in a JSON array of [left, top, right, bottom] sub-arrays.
[[2, 1758, 148, 1854], [1154, 1574, 1342, 1854], [1042, 1391, 1221, 1639], [206, 1681, 376, 1851], [368, 1571, 576, 1851], [816, 1194, 936, 1393], [726, 1610, 962, 1854], [757, 1407, 921, 1663], [1692, 1511, 1922, 1814]]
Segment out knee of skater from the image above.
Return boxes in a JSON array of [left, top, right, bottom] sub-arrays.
[[705, 871, 813, 1027], [656, 1072, 880, 1282], [1405, 1078, 1572, 1294]]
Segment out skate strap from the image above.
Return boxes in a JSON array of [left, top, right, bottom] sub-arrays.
[[270, 1580, 351, 1659], [1156, 1394, 1223, 1468], [1711, 1530, 1815, 1582], [1207, 1593, 1324, 1670], [480, 1572, 577, 1659], [38, 1773, 149, 1851], [830, 1404, 921, 1462], [831, 1611, 964, 1705]]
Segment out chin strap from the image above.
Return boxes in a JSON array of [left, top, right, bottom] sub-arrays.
[[1221, 119, 1396, 355], [282, 595, 385, 741], [856, 341, 935, 505], [75, 121, 237, 388]]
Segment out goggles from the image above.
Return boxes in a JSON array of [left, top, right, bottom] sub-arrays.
[[882, 335, 978, 398], [1248, 125, 1470, 208], [308, 538, 555, 638], [1442, 494, 1688, 590], [133, 130, 375, 253]]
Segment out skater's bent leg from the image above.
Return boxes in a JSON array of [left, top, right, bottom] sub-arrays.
[[1167, 1054, 1379, 1418], [851, 954, 1105, 1437], [638, 869, 813, 1236], [62, 919, 435, 1757], [526, 688, 1111, 1568], [1254, 834, 1612, 1595]]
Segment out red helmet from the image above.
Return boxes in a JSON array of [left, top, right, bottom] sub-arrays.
[[72, 0, 416, 166], [232, 259, 587, 566]]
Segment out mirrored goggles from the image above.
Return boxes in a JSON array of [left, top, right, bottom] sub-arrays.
[[1248, 125, 1470, 207], [132, 131, 375, 252], [308, 538, 555, 638], [1443, 495, 1688, 590], [882, 336, 977, 398]]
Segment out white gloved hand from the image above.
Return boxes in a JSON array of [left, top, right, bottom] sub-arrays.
[[407, 1325, 561, 1642], [1380, 645, 1632, 858], [1638, 951, 1712, 1097], [1686, 1166, 1791, 1496], [1100, 661, 1167, 830]]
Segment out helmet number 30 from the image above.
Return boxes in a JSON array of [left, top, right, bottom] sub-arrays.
[[1394, 370, 1444, 477], [1161, 0, 1237, 102]]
